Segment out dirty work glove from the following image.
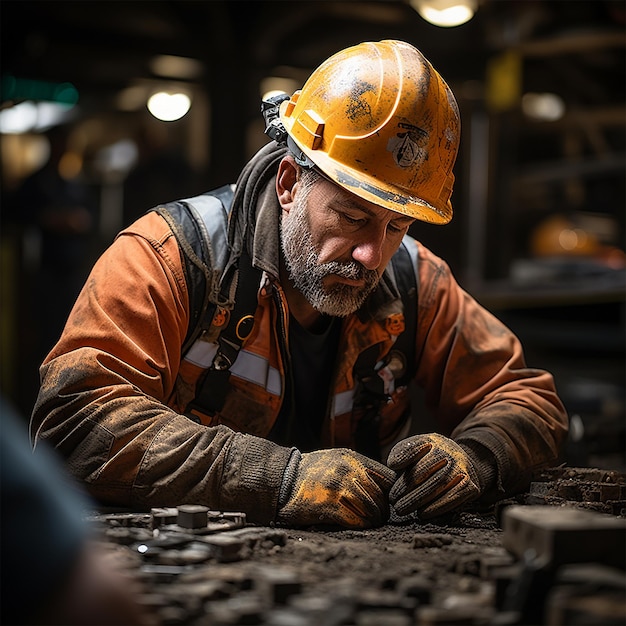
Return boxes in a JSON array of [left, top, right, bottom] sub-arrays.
[[277, 449, 397, 529], [387, 433, 481, 519]]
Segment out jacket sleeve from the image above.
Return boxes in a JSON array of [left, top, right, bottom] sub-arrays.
[[30, 212, 292, 522], [412, 243, 569, 498]]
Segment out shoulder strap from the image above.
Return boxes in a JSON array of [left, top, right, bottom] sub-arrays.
[[355, 236, 419, 385], [390, 235, 419, 385], [154, 185, 263, 417], [188, 247, 261, 416], [353, 236, 419, 459], [152, 185, 234, 354]]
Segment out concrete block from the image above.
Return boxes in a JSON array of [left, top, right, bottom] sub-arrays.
[[502, 505, 626, 569]]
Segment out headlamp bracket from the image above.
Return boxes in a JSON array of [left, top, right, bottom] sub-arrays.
[[261, 92, 316, 170], [261, 93, 290, 145]]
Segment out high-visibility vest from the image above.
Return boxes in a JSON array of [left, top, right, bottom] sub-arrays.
[[153, 185, 419, 456]]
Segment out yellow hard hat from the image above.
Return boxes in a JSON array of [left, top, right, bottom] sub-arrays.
[[279, 39, 460, 224]]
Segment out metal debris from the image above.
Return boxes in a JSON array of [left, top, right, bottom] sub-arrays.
[[87, 472, 626, 625]]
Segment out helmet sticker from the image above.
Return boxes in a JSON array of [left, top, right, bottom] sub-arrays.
[[387, 123, 429, 168]]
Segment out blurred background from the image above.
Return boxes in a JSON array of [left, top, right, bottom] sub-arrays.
[[1, 0, 624, 470]]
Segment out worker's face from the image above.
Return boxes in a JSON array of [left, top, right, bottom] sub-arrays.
[[280, 167, 414, 317]]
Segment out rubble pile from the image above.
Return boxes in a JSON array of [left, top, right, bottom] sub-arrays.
[[525, 467, 626, 516], [87, 470, 626, 625]]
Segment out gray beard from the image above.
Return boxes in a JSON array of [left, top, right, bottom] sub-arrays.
[[280, 197, 380, 317]]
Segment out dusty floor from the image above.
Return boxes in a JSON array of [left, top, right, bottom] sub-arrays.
[[257, 512, 504, 596], [92, 469, 626, 625]]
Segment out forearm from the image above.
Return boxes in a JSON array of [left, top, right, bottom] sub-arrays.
[[427, 349, 568, 499], [452, 398, 567, 498], [32, 354, 293, 521], [414, 247, 568, 498], [445, 335, 568, 496]]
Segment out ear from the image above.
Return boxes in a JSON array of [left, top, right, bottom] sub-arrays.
[[276, 155, 300, 212]]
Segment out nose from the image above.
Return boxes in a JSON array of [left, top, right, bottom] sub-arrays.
[[351, 223, 385, 271]]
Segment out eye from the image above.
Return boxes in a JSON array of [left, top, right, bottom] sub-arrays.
[[342, 213, 366, 226], [387, 221, 408, 234]]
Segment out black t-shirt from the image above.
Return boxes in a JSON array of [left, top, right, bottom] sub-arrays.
[[269, 315, 341, 451]]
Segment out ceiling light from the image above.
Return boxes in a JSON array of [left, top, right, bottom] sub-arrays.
[[0, 101, 75, 133], [411, 0, 477, 27], [522, 92, 565, 121], [147, 92, 191, 122]]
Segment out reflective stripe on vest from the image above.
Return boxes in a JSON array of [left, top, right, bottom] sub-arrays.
[[184, 344, 282, 398], [185, 340, 219, 368], [180, 188, 233, 272], [332, 388, 356, 418], [183, 343, 359, 418], [230, 350, 282, 397]]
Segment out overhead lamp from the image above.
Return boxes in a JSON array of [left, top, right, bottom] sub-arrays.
[[411, 0, 477, 27], [0, 100, 75, 134], [522, 92, 565, 122], [147, 91, 191, 122]]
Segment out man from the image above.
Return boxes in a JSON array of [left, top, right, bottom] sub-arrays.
[[30, 40, 568, 529]]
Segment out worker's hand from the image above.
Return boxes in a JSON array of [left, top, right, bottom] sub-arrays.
[[277, 449, 397, 529], [387, 433, 481, 519]]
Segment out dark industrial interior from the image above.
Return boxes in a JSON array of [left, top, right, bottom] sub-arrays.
[[1, 2, 625, 624], [2, 0, 624, 468]]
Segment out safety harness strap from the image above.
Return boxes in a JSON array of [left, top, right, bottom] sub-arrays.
[[153, 185, 234, 354], [157, 189, 419, 435], [188, 248, 262, 415], [392, 237, 419, 388], [353, 237, 418, 459]]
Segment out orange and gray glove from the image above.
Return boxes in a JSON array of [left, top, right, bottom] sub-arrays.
[[387, 433, 485, 519], [277, 449, 397, 528]]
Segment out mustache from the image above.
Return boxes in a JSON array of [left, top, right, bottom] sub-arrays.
[[320, 260, 377, 283]]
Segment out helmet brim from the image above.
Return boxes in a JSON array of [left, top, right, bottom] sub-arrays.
[[287, 137, 453, 225]]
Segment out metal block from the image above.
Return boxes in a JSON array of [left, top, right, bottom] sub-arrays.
[[177, 504, 209, 529], [151, 507, 178, 529], [253, 564, 302, 605], [289, 593, 353, 624], [502, 505, 626, 569], [491, 563, 524, 611], [356, 588, 417, 615], [479, 554, 515, 580], [600, 483, 623, 501], [221, 511, 247, 526], [197, 534, 246, 562], [263, 607, 313, 626], [204, 592, 264, 625]]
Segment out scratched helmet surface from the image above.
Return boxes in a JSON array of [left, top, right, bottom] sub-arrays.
[[279, 39, 460, 224]]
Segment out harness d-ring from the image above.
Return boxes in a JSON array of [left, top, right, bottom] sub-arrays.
[[235, 315, 255, 341]]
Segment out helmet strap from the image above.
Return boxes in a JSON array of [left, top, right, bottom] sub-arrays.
[[286, 135, 316, 170]]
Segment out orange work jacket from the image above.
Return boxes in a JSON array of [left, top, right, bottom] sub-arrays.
[[30, 187, 568, 523]]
